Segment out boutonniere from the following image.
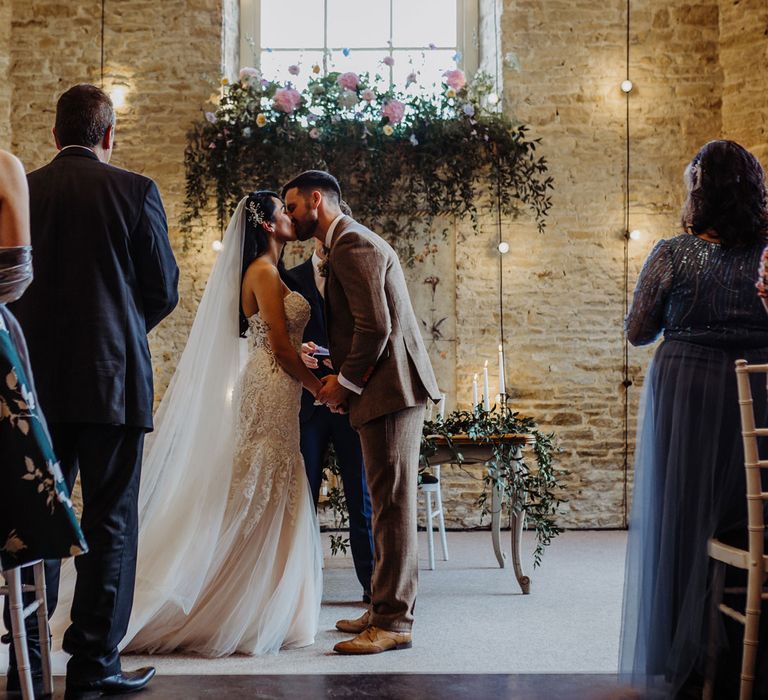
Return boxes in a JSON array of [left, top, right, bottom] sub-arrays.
[[318, 246, 331, 278]]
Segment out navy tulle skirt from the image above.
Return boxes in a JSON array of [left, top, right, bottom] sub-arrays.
[[619, 339, 768, 695]]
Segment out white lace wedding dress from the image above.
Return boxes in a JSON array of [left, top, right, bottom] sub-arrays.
[[124, 292, 322, 655], [49, 199, 322, 658]]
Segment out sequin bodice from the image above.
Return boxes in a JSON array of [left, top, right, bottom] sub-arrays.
[[626, 233, 768, 348]]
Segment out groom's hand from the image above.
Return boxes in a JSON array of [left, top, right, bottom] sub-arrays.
[[317, 374, 351, 410]]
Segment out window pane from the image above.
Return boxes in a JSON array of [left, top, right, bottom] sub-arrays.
[[392, 0, 456, 47], [327, 49, 392, 85], [261, 0, 325, 49], [392, 49, 456, 91], [260, 50, 325, 90], [327, 0, 390, 49]]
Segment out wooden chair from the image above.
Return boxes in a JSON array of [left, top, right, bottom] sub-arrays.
[[0, 560, 53, 700], [420, 396, 449, 570], [703, 359, 768, 700]]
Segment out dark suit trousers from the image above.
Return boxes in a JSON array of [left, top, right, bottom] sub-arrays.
[[3, 424, 143, 680], [300, 406, 374, 595], [357, 404, 425, 633], [52, 423, 144, 681]]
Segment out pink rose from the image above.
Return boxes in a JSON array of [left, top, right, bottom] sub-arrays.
[[361, 88, 375, 102], [337, 72, 360, 90], [443, 69, 466, 90], [273, 87, 302, 114], [309, 128, 320, 140], [381, 99, 405, 124]]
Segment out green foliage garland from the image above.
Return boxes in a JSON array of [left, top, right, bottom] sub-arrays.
[[183, 68, 553, 261], [421, 405, 565, 567]]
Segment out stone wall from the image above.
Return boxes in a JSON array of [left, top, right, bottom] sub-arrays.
[[0, 0, 758, 531], [719, 0, 768, 161], [0, 1, 11, 149]]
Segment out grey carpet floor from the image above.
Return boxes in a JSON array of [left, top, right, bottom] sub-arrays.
[[1, 530, 627, 676]]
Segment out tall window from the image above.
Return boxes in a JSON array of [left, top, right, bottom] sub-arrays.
[[240, 0, 478, 91]]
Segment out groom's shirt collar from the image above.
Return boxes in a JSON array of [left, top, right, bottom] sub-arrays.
[[324, 213, 345, 249]]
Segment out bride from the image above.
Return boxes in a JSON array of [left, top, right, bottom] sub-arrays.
[[52, 191, 324, 656]]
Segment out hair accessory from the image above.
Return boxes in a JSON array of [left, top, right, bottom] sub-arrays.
[[246, 198, 266, 228]]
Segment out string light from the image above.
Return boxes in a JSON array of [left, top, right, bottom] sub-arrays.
[[212, 240, 223, 251], [620, 79, 633, 93]]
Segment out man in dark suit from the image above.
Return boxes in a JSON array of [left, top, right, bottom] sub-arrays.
[[6, 84, 178, 698], [283, 238, 375, 604]]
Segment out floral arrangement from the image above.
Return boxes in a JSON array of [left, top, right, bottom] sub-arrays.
[[421, 405, 564, 567], [183, 63, 553, 261]]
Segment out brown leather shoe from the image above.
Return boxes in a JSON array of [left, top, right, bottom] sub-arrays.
[[333, 626, 412, 655], [335, 609, 370, 634]]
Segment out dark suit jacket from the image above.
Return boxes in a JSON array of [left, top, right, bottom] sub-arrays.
[[9, 147, 179, 430], [283, 257, 331, 423]]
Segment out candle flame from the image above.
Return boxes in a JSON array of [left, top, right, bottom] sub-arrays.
[[484, 360, 488, 367], [473, 373, 478, 380], [498, 344, 503, 352]]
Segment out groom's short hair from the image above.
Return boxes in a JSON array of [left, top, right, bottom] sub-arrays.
[[55, 84, 115, 148], [281, 170, 341, 203]]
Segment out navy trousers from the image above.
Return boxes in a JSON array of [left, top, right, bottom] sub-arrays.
[[300, 406, 374, 597]]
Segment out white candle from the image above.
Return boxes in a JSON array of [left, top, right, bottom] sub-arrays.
[[483, 361, 490, 411], [438, 393, 446, 419], [472, 373, 479, 408], [498, 344, 506, 395]]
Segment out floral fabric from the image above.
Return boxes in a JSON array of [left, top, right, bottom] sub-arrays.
[[0, 307, 87, 569]]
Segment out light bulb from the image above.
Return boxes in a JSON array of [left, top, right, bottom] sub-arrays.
[[620, 79, 633, 93], [487, 92, 500, 105], [629, 229, 642, 240], [498, 241, 510, 254], [110, 85, 127, 108], [212, 240, 223, 251]]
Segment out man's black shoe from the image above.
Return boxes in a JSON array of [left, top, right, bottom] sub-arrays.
[[6, 669, 47, 697], [362, 591, 371, 604], [65, 667, 156, 698], [418, 471, 439, 485]]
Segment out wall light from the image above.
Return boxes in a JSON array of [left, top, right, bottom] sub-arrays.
[[620, 79, 633, 94], [212, 240, 223, 251], [110, 85, 127, 109], [497, 241, 510, 254], [628, 229, 641, 240]]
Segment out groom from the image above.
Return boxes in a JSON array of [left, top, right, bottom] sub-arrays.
[[282, 171, 440, 654]]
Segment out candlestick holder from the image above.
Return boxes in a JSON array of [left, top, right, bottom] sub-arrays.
[[498, 392, 509, 411]]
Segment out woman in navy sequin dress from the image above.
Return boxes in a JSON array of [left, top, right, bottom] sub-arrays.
[[619, 140, 768, 696]]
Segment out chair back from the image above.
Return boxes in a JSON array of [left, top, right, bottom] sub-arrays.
[[734, 359, 768, 568]]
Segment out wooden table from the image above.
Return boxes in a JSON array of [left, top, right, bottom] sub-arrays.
[[426, 433, 535, 594]]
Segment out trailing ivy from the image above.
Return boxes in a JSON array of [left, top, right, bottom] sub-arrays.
[[182, 68, 553, 261], [421, 405, 566, 568]]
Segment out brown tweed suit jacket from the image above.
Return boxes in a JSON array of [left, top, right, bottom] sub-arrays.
[[325, 216, 441, 428]]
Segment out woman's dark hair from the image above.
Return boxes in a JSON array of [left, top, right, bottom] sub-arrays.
[[55, 84, 115, 148], [239, 190, 282, 337], [681, 139, 768, 247]]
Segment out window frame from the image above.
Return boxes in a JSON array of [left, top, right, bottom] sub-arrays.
[[239, 0, 479, 81]]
